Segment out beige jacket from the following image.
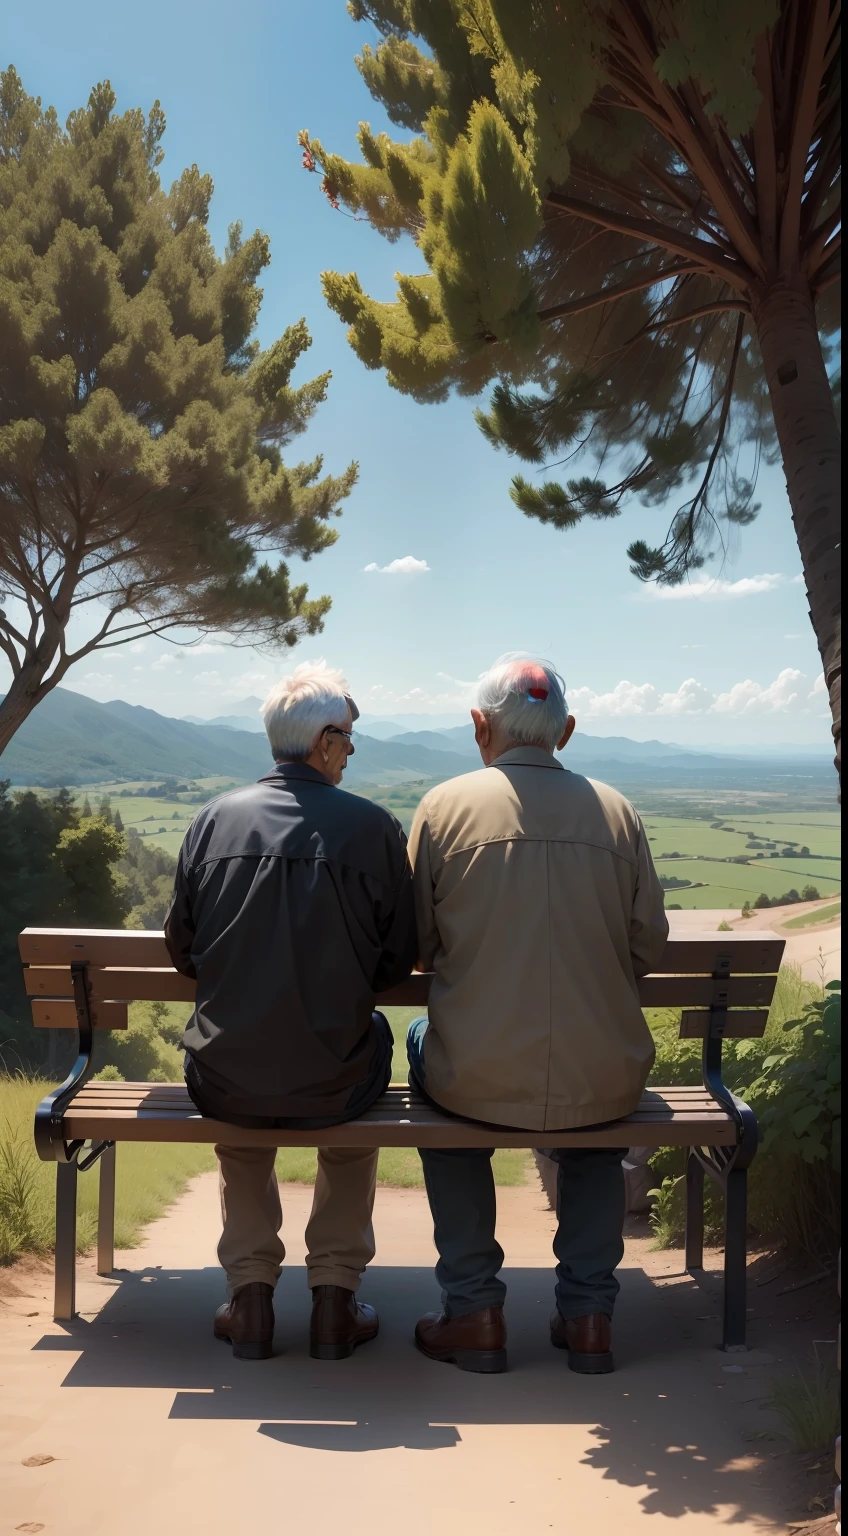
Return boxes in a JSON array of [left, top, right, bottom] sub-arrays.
[[407, 747, 669, 1132]]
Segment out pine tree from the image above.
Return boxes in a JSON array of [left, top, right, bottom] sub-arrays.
[[98, 795, 112, 823], [81, 796, 93, 818], [0, 69, 358, 754], [305, 1, 841, 775], [113, 808, 124, 833]]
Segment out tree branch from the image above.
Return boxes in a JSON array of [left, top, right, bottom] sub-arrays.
[[779, 0, 831, 271], [535, 262, 701, 324], [543, 190, 756, 291], [645, 299, 751, 331], [752, 33, 779, 265], [605, 1, 766, 274]]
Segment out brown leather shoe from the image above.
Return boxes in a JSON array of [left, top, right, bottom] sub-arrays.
[[309, 1285, 379, 1361], [415, 1308, 507, 1374], [550, 1310, 614, 1374], [214, 1282, 275, 1360]]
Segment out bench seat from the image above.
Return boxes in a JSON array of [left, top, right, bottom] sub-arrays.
[[20, 924, 785, 1344], [58, 1080, 740, 1149]]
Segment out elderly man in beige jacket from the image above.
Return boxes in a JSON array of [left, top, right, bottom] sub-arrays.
[[406, 654, 668, 1376]]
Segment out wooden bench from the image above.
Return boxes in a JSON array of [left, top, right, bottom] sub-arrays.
[[20, 926, 785, 1348]]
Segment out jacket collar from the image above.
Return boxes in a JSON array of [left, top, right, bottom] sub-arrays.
[[491, 745, 564, 771], [259, 762, 334, 788]]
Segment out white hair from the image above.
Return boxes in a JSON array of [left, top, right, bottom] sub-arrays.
[[261, 660, 358, 761], [477, 653, 568, 753]]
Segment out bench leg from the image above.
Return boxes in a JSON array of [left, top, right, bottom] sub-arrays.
[[722, 1166, 748, 1351], [685, 1151, 705, 1272], [54, 1162, 78, 1322], [97, 1144, 116, 1276]]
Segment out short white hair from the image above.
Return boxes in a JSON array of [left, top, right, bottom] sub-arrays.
[[477, 653, 568, 753], [261, 660, 358, 761]]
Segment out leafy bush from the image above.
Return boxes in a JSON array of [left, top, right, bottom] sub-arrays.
[[737, 981, 840, 1257], [646, 968, 841, 1257]]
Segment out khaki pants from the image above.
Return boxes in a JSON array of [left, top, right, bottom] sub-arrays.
[[215, 1144, 379, 1297]]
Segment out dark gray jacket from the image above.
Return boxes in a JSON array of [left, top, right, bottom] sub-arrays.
[[164, 763, 417, 1120]]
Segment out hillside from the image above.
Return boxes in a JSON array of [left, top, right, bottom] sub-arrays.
[[0, 688, 472, 787], [0, 686, 835, 797]]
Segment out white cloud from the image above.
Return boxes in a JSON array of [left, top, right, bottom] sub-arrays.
[[784, 633, 804, 640], [646, 573, 787, 602], [151, 654, 178, 672], [81, 671, 114, 686], [129, 642, 147, 656], [364, 556, 431, 576], [569, 669, 826, 720], [359, 680, 475, 711], [194, 671, 222, 686], [712, 668, 805, 715], [811, 673, 827, 696], [188, 641, 226, 655], [221, 671, 274, 698]]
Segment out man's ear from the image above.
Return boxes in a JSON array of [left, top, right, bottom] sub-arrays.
[[471, 707, 490, 748], [557, 714, 577, 752]]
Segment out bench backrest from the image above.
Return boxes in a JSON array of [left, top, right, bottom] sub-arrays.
[[19, 927, 785, 1041]]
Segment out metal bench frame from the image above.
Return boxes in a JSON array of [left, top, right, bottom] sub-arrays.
[[23, 929, 778, 1348]]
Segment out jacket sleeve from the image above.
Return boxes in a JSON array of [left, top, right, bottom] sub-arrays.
[[164, 841, 197, 979], [629, 817, 669, 978], [407, 795, 441, 972], [372, 820, 419, 992]]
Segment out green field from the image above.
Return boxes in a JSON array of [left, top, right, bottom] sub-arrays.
[[643, 810, 840, 910], [35, 780, 842, 915]]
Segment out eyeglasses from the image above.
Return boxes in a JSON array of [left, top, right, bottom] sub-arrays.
[[323, 725, 354, 744]]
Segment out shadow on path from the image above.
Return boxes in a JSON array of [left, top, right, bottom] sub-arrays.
[[31, 1260, 784, 1523]]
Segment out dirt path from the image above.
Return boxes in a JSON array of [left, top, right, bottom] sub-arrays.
[[0, 1174, 835, 1536], [667, 905, 841, 983]]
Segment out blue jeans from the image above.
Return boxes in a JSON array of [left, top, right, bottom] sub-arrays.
[[407, 1018, 627, 1320]]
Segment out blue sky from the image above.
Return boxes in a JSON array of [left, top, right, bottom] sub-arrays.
[[2, 0, 830, 745]]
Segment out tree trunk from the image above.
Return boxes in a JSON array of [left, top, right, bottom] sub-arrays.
[[0, 661, 55, 758], [752, 276, 841, 785]]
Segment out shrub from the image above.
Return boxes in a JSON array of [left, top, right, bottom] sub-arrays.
[[738, 981, 840, 1259], [646, 968, 840, 1256]]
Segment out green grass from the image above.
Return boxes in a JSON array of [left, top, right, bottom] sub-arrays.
[[783, 900, 841, 929], [0, 1075, 215, 1260], [274, 1146, 530, 1187], [769, 1358, 841, 1452]]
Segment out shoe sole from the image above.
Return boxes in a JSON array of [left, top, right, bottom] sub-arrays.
[[415, 1338, 508, 1374], [214, 1327, 273, 1361], [310, 1327, 379, 1362], [551, 1330, 614, 1374]]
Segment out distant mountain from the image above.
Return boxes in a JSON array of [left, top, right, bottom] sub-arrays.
[[358, 711, 469, 732], [0, 688, 470, 787], [181, 696, 265, 733], [387, 728, 478, 755], [0, 687, 833, 794], [388, 725, 698, 764], [1, 690, 274, 785]]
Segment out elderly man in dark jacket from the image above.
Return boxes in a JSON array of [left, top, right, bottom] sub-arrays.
[[165, 661, 417, 1362]]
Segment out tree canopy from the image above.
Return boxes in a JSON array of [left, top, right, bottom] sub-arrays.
[[304, 0, 841, 772], [0, 68, 357, 752]]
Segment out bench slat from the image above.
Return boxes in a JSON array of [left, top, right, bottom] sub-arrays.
[[31, 999, 128, 1031], [51, 1081, 738, 1150], [679, 1009, 768, 1039], [19, 927, 785, 975], [23, 965, 778, 1010]]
